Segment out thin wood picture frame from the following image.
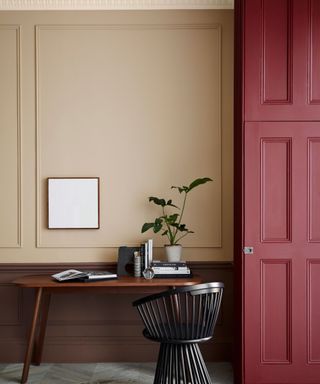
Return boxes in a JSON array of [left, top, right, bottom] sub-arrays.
[[47, 177, 100, 229]]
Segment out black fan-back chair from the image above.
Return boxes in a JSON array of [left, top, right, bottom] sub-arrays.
[[133, 282, 224, 384]]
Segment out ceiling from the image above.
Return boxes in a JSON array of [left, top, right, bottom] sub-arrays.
[[0, 0, 234, 11]]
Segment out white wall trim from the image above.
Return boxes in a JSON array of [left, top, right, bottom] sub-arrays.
[[0, 0, 234, 11]]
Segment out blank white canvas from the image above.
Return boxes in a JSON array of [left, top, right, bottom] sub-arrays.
[[48, 178, 99, 229]]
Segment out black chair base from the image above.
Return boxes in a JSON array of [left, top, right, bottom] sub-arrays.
[[154, 343, 212, 384]]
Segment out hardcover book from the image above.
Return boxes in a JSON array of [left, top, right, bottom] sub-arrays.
[[152, 260, 187, 268], [153, 273, 193, 278]]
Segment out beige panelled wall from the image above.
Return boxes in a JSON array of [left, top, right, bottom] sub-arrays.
[[0, 11, 233, 263]]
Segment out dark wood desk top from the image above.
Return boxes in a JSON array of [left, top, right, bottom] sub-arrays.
[[13, 275, 202, 289]]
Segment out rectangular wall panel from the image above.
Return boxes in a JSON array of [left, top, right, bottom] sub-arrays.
[[0, 26, 21, 247], [36, 24, 222, 248], [261, 139, 291, 242], [308, 0, 320, 104], [262, 0, 292, 104], [261, 260, 292, 363], [307, 260, 320, 363], [0, 285, 22, 325], [308, 139, 320, 241]]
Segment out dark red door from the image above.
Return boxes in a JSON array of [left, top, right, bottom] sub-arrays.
[[244, 122, 320, 383], [239, 0, 320, 382]]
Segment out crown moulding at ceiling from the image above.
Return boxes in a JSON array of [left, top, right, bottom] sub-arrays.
[[0, 0, 234, 11]]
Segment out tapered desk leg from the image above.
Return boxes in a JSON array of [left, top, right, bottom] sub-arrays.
[[21, 287, 43, 384], [33, 292, 51, 365]]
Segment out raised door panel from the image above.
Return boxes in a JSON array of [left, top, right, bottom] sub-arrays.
[[261, 0, 292, 105], [261, 260, 292, 363], [261, 139, 292, 242], [308, 139, 320, 242], [307, 260, 320, 363], [308, 0, 320, 105]]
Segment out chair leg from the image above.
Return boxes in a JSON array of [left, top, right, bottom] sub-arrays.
[[154, 343, 165, 384], [153, 343, 212, 384], [191, 344, 212, 384]]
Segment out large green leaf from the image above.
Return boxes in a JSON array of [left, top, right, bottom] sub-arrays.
[[141, 222, 154, 233], [166, 199, 179, 209], [154, 218, 163, 233], [187, 177, 212, 192], [178, 224, 191, 232], [179, 224, 187, 231], [171, 185, 188, 194], [149, 196, 166, 207], [167, 213, 179, 224]]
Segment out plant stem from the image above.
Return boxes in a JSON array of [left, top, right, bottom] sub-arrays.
[[162, 207, 175, 244], [173, 191, 188, 239], [175, 231, 191, 244]]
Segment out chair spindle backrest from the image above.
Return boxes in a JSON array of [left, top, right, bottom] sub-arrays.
[[133, 282, 224, 342]]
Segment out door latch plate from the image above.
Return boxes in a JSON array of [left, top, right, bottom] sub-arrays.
[[243, 247, 254, 254]]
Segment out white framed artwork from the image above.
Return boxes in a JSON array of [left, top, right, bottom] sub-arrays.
[[48, 177, 100, 229]]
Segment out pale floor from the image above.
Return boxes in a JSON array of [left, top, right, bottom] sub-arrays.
[[0, 362, 233, 384]]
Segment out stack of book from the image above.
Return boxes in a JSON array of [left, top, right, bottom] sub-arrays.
[[151, 260, 192, 278]]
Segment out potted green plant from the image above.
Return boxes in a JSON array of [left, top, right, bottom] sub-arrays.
[[141, 177, 212, 261]]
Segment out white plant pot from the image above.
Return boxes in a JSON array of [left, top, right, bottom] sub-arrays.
[[165, 244, 182, 262]]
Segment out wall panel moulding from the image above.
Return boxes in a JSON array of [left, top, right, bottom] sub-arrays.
[[0, 0, 234, 11]]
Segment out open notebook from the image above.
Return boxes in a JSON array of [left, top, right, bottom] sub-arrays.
[[52, 269, 117, 282]]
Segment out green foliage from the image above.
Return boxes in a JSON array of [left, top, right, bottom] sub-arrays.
[[141, 177, 212, 245]]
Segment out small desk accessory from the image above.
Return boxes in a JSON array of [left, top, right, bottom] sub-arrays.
[[117, 246, 140, 276]]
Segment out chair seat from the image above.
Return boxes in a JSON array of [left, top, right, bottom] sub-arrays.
[[143, 328, 213, 344]]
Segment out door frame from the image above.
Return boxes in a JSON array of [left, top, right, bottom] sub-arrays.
[[234, 0, 245, 383]]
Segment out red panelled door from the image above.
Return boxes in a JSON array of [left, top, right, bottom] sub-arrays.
[[244, 123, 320, 383], [242, 0, 320, 383]]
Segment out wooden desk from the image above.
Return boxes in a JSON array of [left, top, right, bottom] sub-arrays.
[[14, 275, 202, 384]]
